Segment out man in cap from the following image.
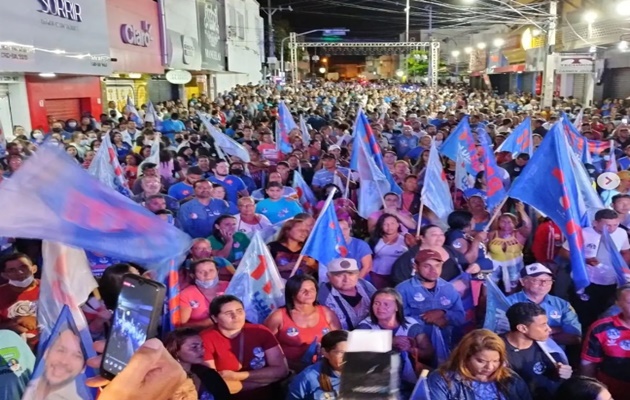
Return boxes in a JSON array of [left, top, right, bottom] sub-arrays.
[[395, 249, 465, 345], [318, 258, 376, 331], [311, 153, 354, 197], [507, 263, 581, 346]]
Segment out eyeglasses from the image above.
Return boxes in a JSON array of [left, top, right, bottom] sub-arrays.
[[529, 278, 554, 286]]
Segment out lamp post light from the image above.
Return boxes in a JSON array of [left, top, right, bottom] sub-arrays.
[[477, 42, 487, 50], [493, 38, 505, 47], [451, 50, 460, 76], [464, 46, 473, 54], [617, 0, 630, 16], [319, 67, 327, 74]]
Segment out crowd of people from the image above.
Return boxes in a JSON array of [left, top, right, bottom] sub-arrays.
[[1, 80, 630, 400]]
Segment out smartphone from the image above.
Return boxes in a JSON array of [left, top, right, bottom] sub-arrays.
[[100, 274, 166, 380]]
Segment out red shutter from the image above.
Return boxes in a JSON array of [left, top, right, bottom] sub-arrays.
[[45, 98, 81, 122]]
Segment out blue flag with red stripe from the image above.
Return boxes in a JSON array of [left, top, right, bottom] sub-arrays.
[[479, 131, 507, 214], [125, 96, 144, 127], [496, 117, 533, 156], [509, 122, 589, 290], [439, 116, 482, 174], [0, 144, 192, 272], [276, 101, 297, 154], [301, 189, 348, 279], [350, 109, 401, 194]]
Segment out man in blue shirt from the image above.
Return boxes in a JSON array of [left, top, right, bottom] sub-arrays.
[[394, 125, 419, 158], [208, 160, 248, 204], [168, 166, 203, 201], [160, 112, 186, 140], [506, 263, 581, 346], [311, 153, 355, 197], [395, 249, 465, 345], [177, 180, 232, 238]]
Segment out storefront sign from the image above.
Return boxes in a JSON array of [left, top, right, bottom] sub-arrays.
[[197, 0, 225, 71], [557, 54, 594, 74], [166, 69, 193, 84], [106, 0, 162, 74], [0, 0, 110, 75], [120, 21, 153, 48], [39, 0, 83, 22], [164, 0, 201, 70]]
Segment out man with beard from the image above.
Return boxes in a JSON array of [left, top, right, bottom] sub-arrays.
[[168, 166, 203, 202], [208, 160, 248, 204], [22, 329, 87, 400]]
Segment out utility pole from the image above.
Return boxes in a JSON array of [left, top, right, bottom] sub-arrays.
[[542, 0, 557, 108], [405, 0, 410, 42], [261, 0, 292, 77]]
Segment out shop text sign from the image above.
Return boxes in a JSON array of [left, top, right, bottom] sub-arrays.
[[38, 0, 83, 22], [120, 21, 153, 47]]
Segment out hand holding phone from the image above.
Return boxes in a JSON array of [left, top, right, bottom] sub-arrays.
[[100, 274, 166, 380]]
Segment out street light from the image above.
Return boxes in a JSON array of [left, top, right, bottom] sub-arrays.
[[493, 38, 505, 47], [312, 55, 320, 62], [396, 69, 404, 77], [464, 46, 473, 54], [583, 10, 597, 24], [619, 40, 629, 51], [477, 42, 486, 50], [451, 50, 460, 57], [319, 67, 327, 74]]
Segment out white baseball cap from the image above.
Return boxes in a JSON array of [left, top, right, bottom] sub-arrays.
[[327, 258, 359, 274], [520, 263, 553, 278]]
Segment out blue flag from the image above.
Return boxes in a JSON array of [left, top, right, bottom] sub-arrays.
[[0, 144, 192, 270], [292, 170, 317, 215], [439, 116, 481, 174], [225, 232, 285, 323], [25, 306, 96, 400], [354, 126, 391, 218], [125, 96, 144, 127], [560, 112, 591, 163], [144, 101, 163, 131], [479, 131, 507, 214], [483, 277, 510, 332], [300, 337, 319, 365], [431, 325, 451, 366], [496, 117, 533, 156], [597, 228, 630, 286], [509, 122, 589, 291], [421, 141, 453, 221], [606, 141, 618, 173], [410, 371, 431, 400], [88, 133, 132, 197], [301, 189, 349, 280], [350, 109, 402, 194], [200, 114, 251, 162], [276, 101, 297, 154]]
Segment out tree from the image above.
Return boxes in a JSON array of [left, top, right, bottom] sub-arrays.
[[273, 19, 304, 67], [406, 50, 447, 77]]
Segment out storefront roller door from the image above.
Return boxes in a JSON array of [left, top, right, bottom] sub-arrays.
[[45, 98, 81, 122], [572, 74, 586, 103], [607, 68, 630, 100]]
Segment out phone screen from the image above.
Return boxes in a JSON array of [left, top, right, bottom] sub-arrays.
[[101, 276, 163, 376]]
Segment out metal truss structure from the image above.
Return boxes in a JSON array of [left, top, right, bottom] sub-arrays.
[[288, 33, 440, 87]]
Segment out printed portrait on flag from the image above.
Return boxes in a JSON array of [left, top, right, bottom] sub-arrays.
[[22, 321, 93, 400]]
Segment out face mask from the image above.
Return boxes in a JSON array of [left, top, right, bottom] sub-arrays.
[[175, 137, 183, 144], [80, 139, 89, 146], [195, 277, 218, 289], [52, 128, 62, 133], [9, 275, 34, 288], [33, 133, 43, 141], [68, 122, 77, 128], [434, 140, 443, 147]]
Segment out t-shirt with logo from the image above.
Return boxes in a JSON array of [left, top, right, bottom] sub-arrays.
[[582, 314, 630, 383], [0, 283, 40, 348], [255, 198, 304, 224], [209, 175, 247, 204], [200, 323, 281, 400], [501, 335, 563, 400], [0, 330, 35, 400], [168, 181, 195, 201]]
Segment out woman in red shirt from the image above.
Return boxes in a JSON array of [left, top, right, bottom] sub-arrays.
[[264, 274, 341, 372]]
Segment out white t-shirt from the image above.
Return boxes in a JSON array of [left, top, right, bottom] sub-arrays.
[[234, 213, 273, 238], [562, 226, 630, 285], [371, 235, 408, 275]]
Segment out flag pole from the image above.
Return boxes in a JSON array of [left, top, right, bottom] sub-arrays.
[[290, 188, 337, 277], [483, 196, 510, 233], [416, 202, 425, 237], [344, 170, 351, 199]]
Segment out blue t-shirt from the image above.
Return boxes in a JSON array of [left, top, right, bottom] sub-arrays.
[[168, 181, 195, 201], [209, 175, 247, 204], [0, 330, 35, 400], [255, 197, 303, 224], [287, 361, 340, 400], [346, 237, 372, 269], [177, 198, 233, 238], [394, 135, 419, 157]]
